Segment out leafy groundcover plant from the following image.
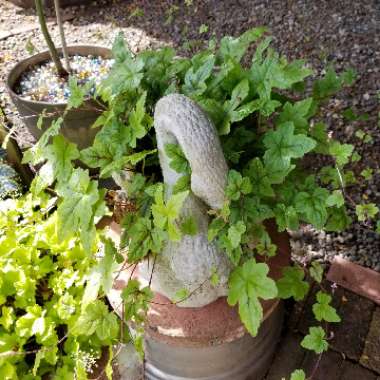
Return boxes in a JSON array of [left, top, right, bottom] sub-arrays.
[[0, 194, 120, 378], [5, 27, 377, 379]]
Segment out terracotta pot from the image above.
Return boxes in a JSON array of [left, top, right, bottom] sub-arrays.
[[6, 45, 111, 150], [108, 219, 291, 380]]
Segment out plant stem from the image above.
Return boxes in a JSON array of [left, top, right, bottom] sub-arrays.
[[53, 0, 71, 72], [35, 0, 67, 77], [0, 107, 33, 186]]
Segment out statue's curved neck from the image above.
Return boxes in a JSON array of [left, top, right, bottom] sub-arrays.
[[154, 94, 228, 210]]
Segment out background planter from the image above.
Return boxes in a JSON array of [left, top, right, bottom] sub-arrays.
[[6, 45, 111, 150]]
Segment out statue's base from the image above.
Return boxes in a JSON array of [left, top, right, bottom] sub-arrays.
[[107, 219, 290, 380], [144, 301, 283, 380]]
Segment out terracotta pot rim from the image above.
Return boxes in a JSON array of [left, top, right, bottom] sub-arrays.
[[6, 45, 112, 107]]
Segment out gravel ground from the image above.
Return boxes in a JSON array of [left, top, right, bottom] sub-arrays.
[[0, 0, 379, 269]]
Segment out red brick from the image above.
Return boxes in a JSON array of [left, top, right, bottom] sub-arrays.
[[327, 257, 380, 305]]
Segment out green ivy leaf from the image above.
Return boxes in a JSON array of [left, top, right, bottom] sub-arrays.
[[225, 170, 252, 200], [121, 279, 153, 323], [152, 190, 189, 241], [0, 306, 14, 331], [173, 175, 191, 194], [227, 221, 246, 248], [208, 217, 226, 241], [226, 78, 250, 112], [127, 92, 149, 148], [277, 98, 314, 132], [294, 187, 329, 229], [173, 288, 190, 303], [329, 141, 354, 167], [277, 266, 309, 301], [82, 239, 119, 307], [312, 291, 341, 323], [72, 300, 119, 343], [341, 68, 357, 86], [361, 168, 373, 180], [57, 168, 105, 252], [274, 204, 299, 231], [122, 217, 165, 262], [22, 117, 64, 165], [165, 144, 190, 174], [182, 56, 215, 96], [210, 268, 220, 287], [311, 122, 330, 154], [244, 158, 274, 197], [326, 190, 345, 208], [301, 326, 329, 354], [230, 100, 261, 124], [219, 79, 255, 135], [45, 135, 79, 182], [30, 162, 54, 195], [180, 216, 198, 236], [290, 369, 306, 380], [199, 24, 209, 34], [228, 259, 277, 336], [263, 122, 316, 171], [356, 203, 379, 221], [218, 27, 267, 63], [0, 362, 17, 379], [238, 294, 262, 338], [80, 139, 118, 171], [15, 305, 43, 338], [326, 206, 352, 232], [310, 261, 324, 283], [112, 31, 133, 63], [67, 77, 90, 109], [256, 241, 277, 257], [242, 196, 274, 223], [313, 66, 343, 100], [101, 53, 144, 94]]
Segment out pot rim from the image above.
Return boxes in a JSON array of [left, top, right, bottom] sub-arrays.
[[6, 44, 112, 108]]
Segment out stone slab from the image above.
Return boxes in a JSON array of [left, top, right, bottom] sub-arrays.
[[330, 289, 374, 361], [301, 350, 344, 380], [296, 281, 374, 361], [265, 333, 305, 380], [296, 282, 343, 335], [339, 360, 378, 380], [327, 257, 380, 305], [360, 307, 380, 374]]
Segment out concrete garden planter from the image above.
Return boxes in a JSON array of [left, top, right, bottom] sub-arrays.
[[108, 220, 290, 380], [6, 45, 111, 149]]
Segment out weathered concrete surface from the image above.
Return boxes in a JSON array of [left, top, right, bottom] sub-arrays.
[[361, 307, 380, 374], [138, 94, 231, 307]]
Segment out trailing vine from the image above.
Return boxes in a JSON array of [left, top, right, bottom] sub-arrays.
[[5, 28, 378, 378]]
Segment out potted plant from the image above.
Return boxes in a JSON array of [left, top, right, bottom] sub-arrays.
[[6, 0, 112, 149], [17, 28, 379, 380]]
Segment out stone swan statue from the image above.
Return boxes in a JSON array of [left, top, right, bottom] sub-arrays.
[[138, 94, 232, 307]]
